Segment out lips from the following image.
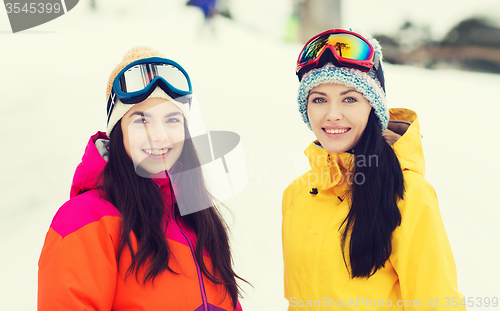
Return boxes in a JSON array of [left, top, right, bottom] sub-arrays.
[[324, 128, 349, 134], [323, 127, 351, 135], [142, 147, 172, 156]]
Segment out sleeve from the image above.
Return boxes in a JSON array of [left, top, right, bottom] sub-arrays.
[[390, 172, 466, 310], [281, 182, 304, 300], [235, 300, 243, 311], [282, 186, 292, 299], [38, 200, 119, 311]]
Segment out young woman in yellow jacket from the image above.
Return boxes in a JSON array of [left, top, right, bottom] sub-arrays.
[[282, 29, 466, 310]]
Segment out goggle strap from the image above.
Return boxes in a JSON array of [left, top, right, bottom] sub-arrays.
[[371, 53, 386, 92], [373, 52, 380, 71], [106, 91, 116, 124]]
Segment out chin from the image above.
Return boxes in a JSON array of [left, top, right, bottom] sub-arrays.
[[133, 159, 172, 177], [320, 141, 353, 154], [324, 147, 348, 153]]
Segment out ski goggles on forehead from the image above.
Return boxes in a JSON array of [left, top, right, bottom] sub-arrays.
[[296, 29, 378, 81], [107, 57, 192, 121]]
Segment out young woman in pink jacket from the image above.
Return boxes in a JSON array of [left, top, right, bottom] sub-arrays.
[[38, 46, 246, 311]]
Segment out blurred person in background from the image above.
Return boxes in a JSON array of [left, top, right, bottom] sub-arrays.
[[186, 0, 219, 34], [38, 46, 245, 311], [282, 29, 466, 310]]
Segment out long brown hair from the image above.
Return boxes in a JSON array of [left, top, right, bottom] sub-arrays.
[[99, 119, 246, 308]]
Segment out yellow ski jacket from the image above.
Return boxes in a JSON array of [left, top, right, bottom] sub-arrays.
[[282, 109, 465, 310]]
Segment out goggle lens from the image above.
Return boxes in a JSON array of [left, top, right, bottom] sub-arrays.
[[299, 33, 373, 64], [120, 63, 190, 94]]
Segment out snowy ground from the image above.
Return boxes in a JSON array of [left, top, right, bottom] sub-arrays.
[[1, 1, 499, 310]]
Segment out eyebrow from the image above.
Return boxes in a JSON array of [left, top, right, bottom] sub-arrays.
[[309, 91, 327, 96], [129, 111, 183, 118], [309, 89, 362, 97], [340, 89, 362, 95]]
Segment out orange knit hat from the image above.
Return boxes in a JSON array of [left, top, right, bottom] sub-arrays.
[[105, 46, 165, 103]]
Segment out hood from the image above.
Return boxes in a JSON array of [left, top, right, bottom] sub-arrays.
[[304, 108, 425, 192], [70, 132, 109, 198], [69, 132, 175, 199], [386, 108, 425, 177]]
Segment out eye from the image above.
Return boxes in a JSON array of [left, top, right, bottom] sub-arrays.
[[311, 97, 326, 104], [344, 97, 357, 103], [133, 117, 148, 124], [166, 117, 181, 124]]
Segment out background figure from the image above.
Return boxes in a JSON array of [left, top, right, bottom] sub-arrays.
[[187, 0, 218, 20], [186, 0, 228, 36], [289, 0, 342, 43]]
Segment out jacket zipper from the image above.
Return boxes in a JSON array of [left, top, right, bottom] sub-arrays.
[[174, 216, 209, 311], [162, 175, 210, 311]]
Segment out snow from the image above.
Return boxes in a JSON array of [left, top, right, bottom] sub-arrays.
[[1, 1, 499, 310]]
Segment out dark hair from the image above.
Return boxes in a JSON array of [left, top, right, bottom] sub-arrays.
[[340, 109, 405, 278], [99, 119, 245, 308]]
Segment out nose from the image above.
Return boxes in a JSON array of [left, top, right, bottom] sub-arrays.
[[326, 102, 343, 121], [144, 121, 171, 145]]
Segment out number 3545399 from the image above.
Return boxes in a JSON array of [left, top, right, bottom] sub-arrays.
[[444, 297, 498, 308], [5, 3, 62, 14]]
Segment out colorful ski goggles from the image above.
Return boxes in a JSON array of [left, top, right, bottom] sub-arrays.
[[296, 29, 384, 89], [107, 57, 192, 122]]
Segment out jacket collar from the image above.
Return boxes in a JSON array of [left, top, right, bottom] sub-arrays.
[[303, 108, 425, 193], [70, 131, 181, 199], [304, 141, 354, 192]]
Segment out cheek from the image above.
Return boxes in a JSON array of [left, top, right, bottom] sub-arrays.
[[169, 127, 186, 144], [175, 141, 185, 157], [354, 103, 372, 128], [307, 105, 320, 127], [123, 127, 149, 156]]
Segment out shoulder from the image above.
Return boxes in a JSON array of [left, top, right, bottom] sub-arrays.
[[398, 170, 441, 222], [50, 189, 121, 238], [391, 171, 456, 270], [282, 170, 311, 215], [401, 170, 437, 204]]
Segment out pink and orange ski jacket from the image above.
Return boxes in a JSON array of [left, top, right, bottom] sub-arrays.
[[38, 132, 242, 311]]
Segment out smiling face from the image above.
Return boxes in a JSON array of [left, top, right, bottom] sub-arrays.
[[121, 97, 185, 175], [307, 83, 372, 153]]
